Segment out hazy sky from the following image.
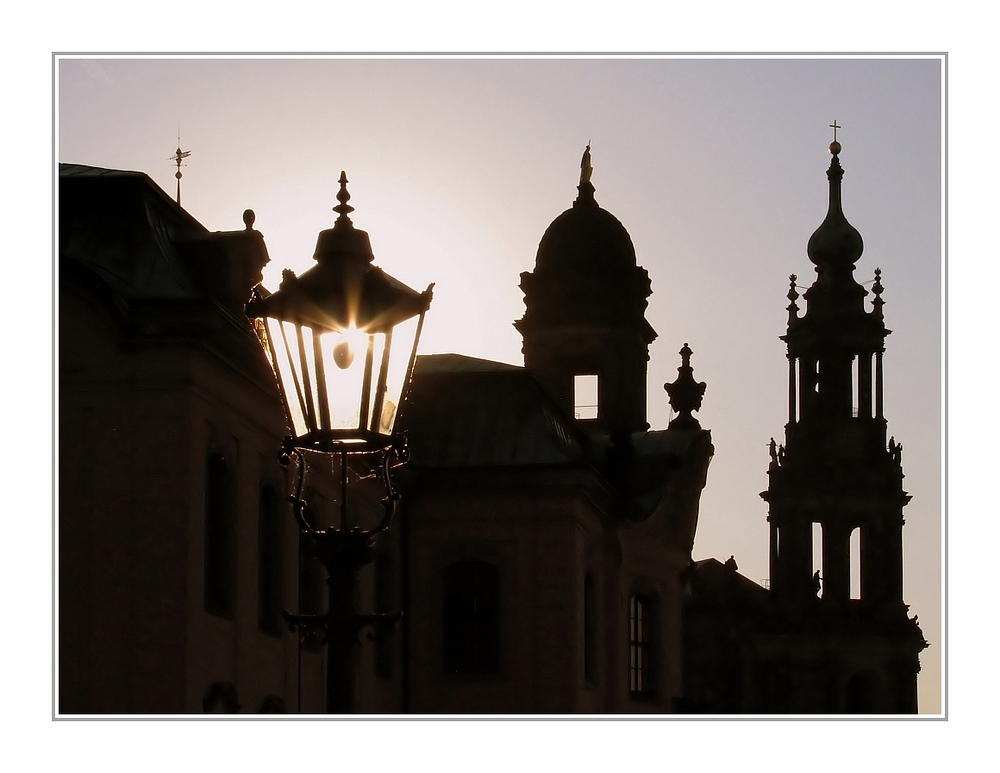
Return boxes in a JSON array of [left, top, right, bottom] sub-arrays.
[[57, 56, 942, 712]]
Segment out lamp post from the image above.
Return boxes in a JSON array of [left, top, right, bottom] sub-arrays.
[[246, 172, 432, 713]]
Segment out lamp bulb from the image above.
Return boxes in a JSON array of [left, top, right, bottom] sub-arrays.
[[333, 340, 354, 369]]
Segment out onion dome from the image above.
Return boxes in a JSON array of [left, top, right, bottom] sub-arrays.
[[784, 135, 888, 356], [806, 140, 864, 271]]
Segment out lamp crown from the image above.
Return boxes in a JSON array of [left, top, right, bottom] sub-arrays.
[[333, 171, 355, 220]]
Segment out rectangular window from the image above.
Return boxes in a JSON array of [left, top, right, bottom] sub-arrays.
[[204, 452, 236, 619], [629, 595, 651, 695], [850, 527, 862, 600], [257, 484, 284, 636], [812, 522, 823, 598], [851, 356, 859, 417], [443, 561, 500, 674], [574, 374, 599, 420]]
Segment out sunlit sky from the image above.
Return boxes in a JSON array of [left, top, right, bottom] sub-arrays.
[[58, 55, 942, 713]]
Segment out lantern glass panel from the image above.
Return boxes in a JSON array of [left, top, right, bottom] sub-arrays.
[[265, 318, 308, 437], [365, 333, 387, 432], [316, 327, 367, 430], [377, 314, 421, 435]]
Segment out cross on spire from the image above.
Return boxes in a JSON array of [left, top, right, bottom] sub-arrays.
[[829, 120, 841, 142]]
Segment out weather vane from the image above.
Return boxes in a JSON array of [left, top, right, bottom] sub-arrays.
[[169, 133, 191, 206]]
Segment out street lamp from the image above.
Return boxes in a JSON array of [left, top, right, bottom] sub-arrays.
[[246, 171, 432, 713]]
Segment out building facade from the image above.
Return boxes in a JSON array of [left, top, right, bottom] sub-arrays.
[[59, 165, 346, 713], [58, 140, 926, 714], [392, 150, 714, 712]]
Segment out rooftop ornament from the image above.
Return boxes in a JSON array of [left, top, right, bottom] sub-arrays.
[[664, 343, 707, 430]]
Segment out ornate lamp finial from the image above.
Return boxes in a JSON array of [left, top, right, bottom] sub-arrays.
[[333, 171, 355, 221], [664, 343, 707, 430]]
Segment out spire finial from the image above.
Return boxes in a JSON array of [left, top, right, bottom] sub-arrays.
[[169, 134, 191, 206], [786, 274, 800, 322], [806, 122, 862, 269], [872, 267, 885, 319], [829, 120, 842, 155], [333, 170, 355, 221]]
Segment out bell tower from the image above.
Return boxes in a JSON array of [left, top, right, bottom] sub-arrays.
[[515, 146, 657, 435], [762, 136, 910, 611]]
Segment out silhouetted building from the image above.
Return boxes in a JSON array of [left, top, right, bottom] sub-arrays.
[[393, 152, 713, 712], [680, 141, 927, 713], [59, 140, 926, 715], [58, 164, 354, 713]]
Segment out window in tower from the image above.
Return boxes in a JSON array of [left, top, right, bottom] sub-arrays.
[[850, 527, 862, 600], [851, 356, 859, 417], [574, 374, 599, 420], [812, 521, 824, 598], [629, 594, 653, 695]]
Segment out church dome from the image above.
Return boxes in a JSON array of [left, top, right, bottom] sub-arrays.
[[534, 181, 638, 275], [516, 151, 653, 335]]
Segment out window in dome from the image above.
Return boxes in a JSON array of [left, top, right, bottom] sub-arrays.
[[574, 374, 599, 420]]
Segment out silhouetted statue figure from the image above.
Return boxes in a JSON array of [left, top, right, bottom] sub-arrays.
[[725, 556, 738, 572], [580, 143, 593, 184], [812, 570, 822, 598]]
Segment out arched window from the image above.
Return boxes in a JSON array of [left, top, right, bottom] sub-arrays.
[[629, 594, 653, 695], [257, 484, 284, 636], [443, 561, 499, 674], [204, 452, 236, 619]]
